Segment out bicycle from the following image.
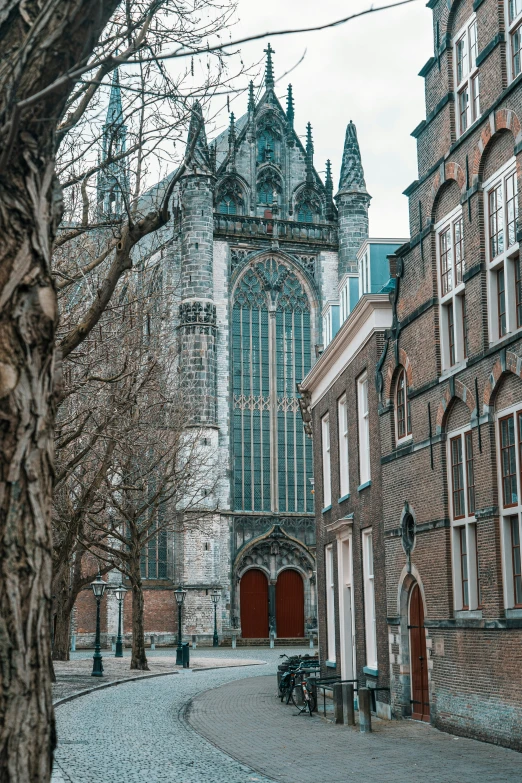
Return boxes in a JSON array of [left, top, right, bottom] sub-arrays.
[[289, 665, 317, 716]]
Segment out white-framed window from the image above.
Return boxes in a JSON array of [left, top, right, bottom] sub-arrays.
[[395, 367, 412, 443], [362, 529, 377, 670], [322, 413, 331, 509], [357, 373, 370, 485], [485, 159, 520, 343], [359, 249, 371, 296], [436, 206, 468, 370], [448, 426, 481, 610], [325, 544, 336, 662], [337, 532, 356, 680], [322, 309, 333, 347], [507, 0, 522, 81], [340, 279, 350, 323], [453, 15, 480, 137], [338, 395, 349, 498], [496, 403, 522, 608]]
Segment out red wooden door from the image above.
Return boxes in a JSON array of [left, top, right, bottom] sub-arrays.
[[276, 569, 304, 638], [409, 584, 430, 721], [240, 569, 269, 638]]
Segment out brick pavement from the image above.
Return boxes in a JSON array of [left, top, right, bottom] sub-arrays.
[[187, 675, 522, 783]]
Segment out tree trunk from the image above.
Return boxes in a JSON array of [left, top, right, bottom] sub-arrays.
[[52, 567, 72, 662], [129, 564, 149, 671], [0, 4, 121, 780]]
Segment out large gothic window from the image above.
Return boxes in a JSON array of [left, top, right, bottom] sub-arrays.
[[232, 257, 314, 514], [257, 129, 276, 163]]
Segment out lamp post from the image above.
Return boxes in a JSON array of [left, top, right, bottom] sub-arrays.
[[114, 584, 127, 658], [210, 588, 220, 647], [91, 573, 106, 677], [174, 585, 187, 665]]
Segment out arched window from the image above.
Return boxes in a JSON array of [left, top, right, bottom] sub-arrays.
[[257, 129, 276, 163], [232, 257, 314, 513], [219, 195, 237, 215], [258, 184, 273, 206], [297, 203, 313, 223], [396, 368, 412, 440]]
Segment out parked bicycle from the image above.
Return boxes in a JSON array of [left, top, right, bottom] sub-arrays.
[[278, 654, 319, 716]]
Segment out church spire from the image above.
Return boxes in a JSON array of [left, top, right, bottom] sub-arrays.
[[264, 43, 275, 89], [286, 84, 295, 127], [106, 67, 123, 126], [185, 100, 212, 175], [98, 66, 128, 217], [248, 80, 255, 113], [305, 122, 314, 183], [325, 159, 334, 221], [337, 121, 368, 196]]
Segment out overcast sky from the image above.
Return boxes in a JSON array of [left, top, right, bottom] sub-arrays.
[[216, 0, 434, 238]]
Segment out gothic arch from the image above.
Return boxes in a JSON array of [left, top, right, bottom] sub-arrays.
[[292, 182, 324, 222], [384, 347, 414, 404], [429, 162, 466, 219], [471, 110, 522, 182], [435, 379, 477, 433], [215, 173, 249, 215], [483, 350, 522, 410], [394, 564, 430, 718]]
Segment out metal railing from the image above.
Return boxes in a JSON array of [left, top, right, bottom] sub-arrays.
[[213, 213, 338, 247]]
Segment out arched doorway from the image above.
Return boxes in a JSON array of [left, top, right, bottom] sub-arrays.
[[276, 569, 304, 637], [409, 583, 430, 721], [240, 569, 269, 638]]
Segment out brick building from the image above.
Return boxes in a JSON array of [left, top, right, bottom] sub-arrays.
[[73, 46, 372, 649], [376, 0, 522, 749]]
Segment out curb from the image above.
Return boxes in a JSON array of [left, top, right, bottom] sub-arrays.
[[53, 661, 267, 708], [53, 669, 179, 708]]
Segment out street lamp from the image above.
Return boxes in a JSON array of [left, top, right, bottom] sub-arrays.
[[174, 585, 187, 665], [91, 573, 106, 677], [210, 588, 220, 647], [114, 584, 127, 658]]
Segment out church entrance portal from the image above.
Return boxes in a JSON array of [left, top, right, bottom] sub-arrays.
[[240, 569, 269, 638], [276, 569, 304, 637], [409, 583, 430, 721]]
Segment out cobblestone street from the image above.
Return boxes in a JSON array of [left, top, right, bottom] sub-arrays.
[[52, 648, 521, 783]]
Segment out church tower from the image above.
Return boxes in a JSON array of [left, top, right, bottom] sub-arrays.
[[178, 102, 217, 425], [97, 68, 129, 218], [335, 121, 370, 276]]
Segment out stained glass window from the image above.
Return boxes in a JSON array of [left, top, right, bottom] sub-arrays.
[[232, 257, 313, 513], [297, 203, 314, 223]]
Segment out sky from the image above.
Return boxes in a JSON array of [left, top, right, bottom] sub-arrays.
[[213, 0, 434, 238]]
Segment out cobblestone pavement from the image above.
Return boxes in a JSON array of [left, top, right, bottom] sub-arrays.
[[51, 647, 308, 783], [53, 649, 264, 702], [188, 674, 522, 783], [53, 647, 521, 783]]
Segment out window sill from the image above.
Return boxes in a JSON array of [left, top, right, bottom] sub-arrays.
[[454, 609, 483, 620], [363, 665, 378, 677], [357, 481, 372, 493], [488, 326, 522, 351], [505, 608, 522, 619], [396, 434, 413, 447], [326, 660, 337, 668], [338, 493, 350, 504], [439, 359, 468, 382], [322, 504, 332, 514]]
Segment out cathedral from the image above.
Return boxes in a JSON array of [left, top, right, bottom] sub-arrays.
[[76, 45, 372, 646]]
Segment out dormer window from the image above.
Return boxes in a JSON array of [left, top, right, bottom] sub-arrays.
[[257, 130, 276, 163], [508, 0, 522, 79], [297, 203, 313, 223], [453, 16, 480, 136], [219, 195, 237, 215]]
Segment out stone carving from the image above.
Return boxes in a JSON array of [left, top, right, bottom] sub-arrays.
[[233, 394, 271, 411], [178, 301, 217, 334], [234, 524, 315, 579]]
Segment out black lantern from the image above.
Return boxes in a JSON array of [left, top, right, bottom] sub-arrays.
[[174, 585, 187, 665], [90, 573, 106, 676], [210, 588, 220, 648], [114, 584, 127, 658]]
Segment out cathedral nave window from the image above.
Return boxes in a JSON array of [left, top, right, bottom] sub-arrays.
[[219, 195, 238, 215], [297, 203, 314, 223], [257, 129, 277, 163]]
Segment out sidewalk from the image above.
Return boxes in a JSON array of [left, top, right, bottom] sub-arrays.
[[187, 674, 521, 783]]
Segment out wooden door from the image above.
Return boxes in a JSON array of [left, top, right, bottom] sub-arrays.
[[409, 583, 430, 721], [276, 569, 304, 637], [240, 569, 269, 638]]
